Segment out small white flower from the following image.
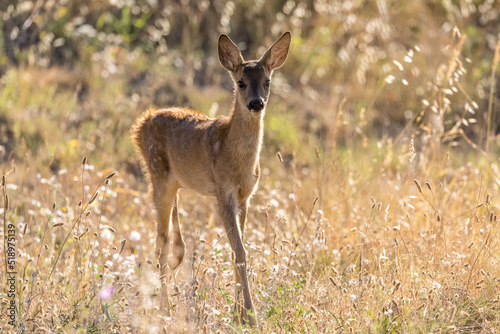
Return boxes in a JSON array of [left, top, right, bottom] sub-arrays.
[[384, 75, 395, 84], [129, 230, 141, 241]]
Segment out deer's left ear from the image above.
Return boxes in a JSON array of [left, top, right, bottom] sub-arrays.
[[259, 32, 291, 71]]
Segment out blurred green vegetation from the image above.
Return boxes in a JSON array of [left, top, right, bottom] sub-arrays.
[[0, 0, 499, 173]]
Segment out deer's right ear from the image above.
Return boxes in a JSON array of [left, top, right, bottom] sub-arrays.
[[218, 34, 243, 72], [259, 32, 291, 71]]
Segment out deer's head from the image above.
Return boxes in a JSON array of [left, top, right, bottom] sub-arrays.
[[218, 32, 291, 114]]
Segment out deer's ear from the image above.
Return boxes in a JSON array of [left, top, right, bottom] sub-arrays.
[[259, 32, 291, 71], [218, 34, 244, 72]]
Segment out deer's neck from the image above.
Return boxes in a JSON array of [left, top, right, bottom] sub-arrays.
[[227, 100, 264, 166]]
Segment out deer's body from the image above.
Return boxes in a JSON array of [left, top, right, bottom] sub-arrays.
[[131, 32, 290, 328], [134, 106, 262, 199]]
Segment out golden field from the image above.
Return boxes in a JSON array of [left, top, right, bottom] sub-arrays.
[[1, 0, 499, 332]]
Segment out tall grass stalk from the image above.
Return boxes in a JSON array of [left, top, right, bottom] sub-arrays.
[[486, 39, 500, 152]]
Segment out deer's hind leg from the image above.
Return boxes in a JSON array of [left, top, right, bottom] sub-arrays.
[[169, 193, 185, 271], [150, 169, 180, 311]]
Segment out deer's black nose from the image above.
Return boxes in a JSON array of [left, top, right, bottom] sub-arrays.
[[248, 99, 264, 112]]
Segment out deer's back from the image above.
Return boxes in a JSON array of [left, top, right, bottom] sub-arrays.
[[132, 108, 223, 195]]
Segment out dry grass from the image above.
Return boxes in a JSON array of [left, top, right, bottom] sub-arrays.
[[1, 128, 499, 333]]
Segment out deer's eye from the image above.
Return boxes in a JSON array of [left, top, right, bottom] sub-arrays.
[[265, 79, 271, 88], [237, 81, 246, 89]]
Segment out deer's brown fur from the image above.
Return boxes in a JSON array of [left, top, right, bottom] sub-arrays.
[[131, 32, 291, 327]]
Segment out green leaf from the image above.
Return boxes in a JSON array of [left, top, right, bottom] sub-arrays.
[[103, 304, 112, 322]]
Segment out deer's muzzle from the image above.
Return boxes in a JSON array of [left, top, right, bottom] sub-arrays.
[[247, 99, 264, 112]]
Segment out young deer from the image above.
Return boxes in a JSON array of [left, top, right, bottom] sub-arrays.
[[131, 32, 291, 327]]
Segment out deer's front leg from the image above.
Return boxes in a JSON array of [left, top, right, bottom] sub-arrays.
[[234, 198, 249, 293], [233, 199, 249, 320], [217, 193, 257, 328]]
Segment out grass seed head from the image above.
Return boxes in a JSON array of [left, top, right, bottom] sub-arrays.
[[329, 276, 338, 287], [277, 152, 283, 163], [119, 239, 127, 254], [409, 139, 416, 162], [106, 172, 116, 180], [413, 179, 423, 194]]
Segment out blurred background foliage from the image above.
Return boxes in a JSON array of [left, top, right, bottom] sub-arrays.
[[0, 0, 499, 174]]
